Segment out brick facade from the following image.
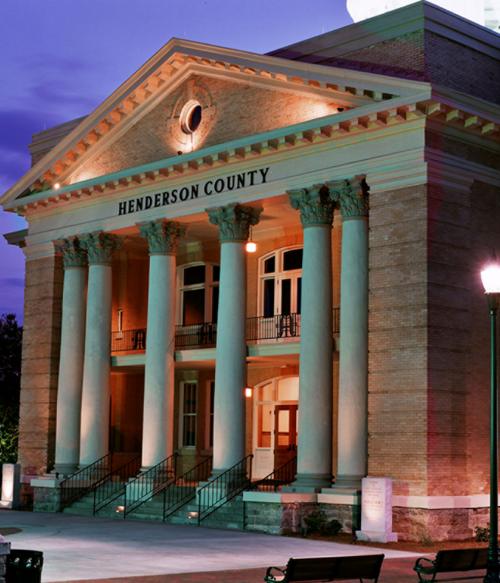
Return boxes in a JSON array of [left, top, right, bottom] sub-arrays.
[[18, 254, 62, 476]]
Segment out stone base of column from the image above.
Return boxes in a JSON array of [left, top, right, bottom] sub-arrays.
[[284, 473, 332, 492], [53, 463, 78, 477], [333, 474, 364, 490]]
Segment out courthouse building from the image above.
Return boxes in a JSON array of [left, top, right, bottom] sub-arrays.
[[2, 1, 500, 540]]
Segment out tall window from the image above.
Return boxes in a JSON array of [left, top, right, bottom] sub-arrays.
[[259, 247, 303, 318], [178, 263, 220, 325], [180, 381, 197, 447]]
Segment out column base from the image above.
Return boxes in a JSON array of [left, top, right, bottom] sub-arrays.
[[334, 474, 364, 490], [283, 473, 332, 493], [53, 463, 78, 477]]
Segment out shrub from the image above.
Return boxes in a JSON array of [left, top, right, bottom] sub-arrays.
[[475, 524, 490, 542], [303, 509, 342, 536]]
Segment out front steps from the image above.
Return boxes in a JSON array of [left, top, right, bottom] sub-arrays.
[[167, 495, 245, 530], [63, 485, 246, 530]]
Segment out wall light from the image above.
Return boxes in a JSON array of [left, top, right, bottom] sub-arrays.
[[54, 183, 61, 190], [244, 387, 253, 398]]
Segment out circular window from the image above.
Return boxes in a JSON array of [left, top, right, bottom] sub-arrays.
[[180, 100, 202, 134]]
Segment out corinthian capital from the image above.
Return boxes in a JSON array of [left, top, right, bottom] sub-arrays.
[[328, 176, 369, 219], [79, 232, 121, 265], [138, 220, 186, 255], [207, 203, 262, 242], [55, 237, 87, 269], [288, 184, 336, 228]]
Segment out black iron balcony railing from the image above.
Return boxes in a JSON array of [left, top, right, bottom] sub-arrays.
[[111, 307, 340, 352], [175, 322, 217, 349], [111, 329, 146, 352]]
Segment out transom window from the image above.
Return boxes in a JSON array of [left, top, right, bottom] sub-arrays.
[[178, 263, 219, 325], [259, 247, 303, 318]]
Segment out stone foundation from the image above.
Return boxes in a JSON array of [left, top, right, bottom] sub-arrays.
[[318, 503, 361, 534], [393, 506, 489, 542], [245, 500, 317, 535], [243, 491, 361, 535], [31, 478, 61, 513]]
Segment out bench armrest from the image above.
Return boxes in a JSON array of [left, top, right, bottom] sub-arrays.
[[264, 566, 287, 582], [414, 557, 436, 571]]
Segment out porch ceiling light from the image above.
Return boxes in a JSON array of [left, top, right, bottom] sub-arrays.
[[245, 227, 257, 253]]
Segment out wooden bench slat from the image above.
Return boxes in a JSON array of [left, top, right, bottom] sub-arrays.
[[414, 547, 488, 583], [265, 554, 384, 582]]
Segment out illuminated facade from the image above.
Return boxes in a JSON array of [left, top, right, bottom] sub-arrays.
[[2, 1, 499, 540]]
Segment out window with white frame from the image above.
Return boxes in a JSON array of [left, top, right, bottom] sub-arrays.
[[259, 247, 303, 318], [177, 263, 220, 325], [179, 381, 197, 448]]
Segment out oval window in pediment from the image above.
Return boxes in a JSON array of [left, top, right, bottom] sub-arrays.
[[180, 100, 202, 134]]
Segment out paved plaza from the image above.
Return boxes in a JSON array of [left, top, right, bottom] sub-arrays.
[[0, 510, 428, 582]]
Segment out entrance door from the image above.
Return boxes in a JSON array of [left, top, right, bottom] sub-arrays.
[[274, 404, 298, 468]]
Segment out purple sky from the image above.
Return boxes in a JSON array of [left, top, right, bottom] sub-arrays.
[[0, 0, 353, 320]]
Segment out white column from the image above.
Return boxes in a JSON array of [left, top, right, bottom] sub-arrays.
[[78, 232, 120, 466], [139, 220, 185, 468], [334, 177, 369, 489], [208, 204, 261, 473], [54, 238, 87, 475], [288, 186, 335, 490]]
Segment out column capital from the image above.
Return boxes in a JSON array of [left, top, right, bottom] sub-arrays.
[[288, 184, 336, 228], [327, 176, 369, 220], [55, 237, 87, 268], [138, 220, 186, 255], [79, 232, 121, 265], [207, 203, 262, 242]]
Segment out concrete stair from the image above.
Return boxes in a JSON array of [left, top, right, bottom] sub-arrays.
[[166, 494, 246, 530], [62, 482, 127, 519], [62, 481, 247, 532]]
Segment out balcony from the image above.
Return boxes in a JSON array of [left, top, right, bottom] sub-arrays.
[[111, 308, 340, 353]]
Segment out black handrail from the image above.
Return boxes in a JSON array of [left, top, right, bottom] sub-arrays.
[[59, 453, 112, 511], [123, 453, 178, 517], [197, 454, 253, 524], [93, 454, 141, 514], [163, 456, 212, 521], [250, 456, 297, 492]]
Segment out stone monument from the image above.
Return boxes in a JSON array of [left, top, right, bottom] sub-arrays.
[[356, 476, 398, 542]]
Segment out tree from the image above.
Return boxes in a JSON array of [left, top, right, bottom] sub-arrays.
[[0, 314, 22, 463]]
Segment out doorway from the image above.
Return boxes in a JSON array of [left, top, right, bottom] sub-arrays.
[[252, 376, 299, 479]]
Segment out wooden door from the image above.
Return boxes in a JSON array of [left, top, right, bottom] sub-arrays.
[[274, 404, 298, 468]]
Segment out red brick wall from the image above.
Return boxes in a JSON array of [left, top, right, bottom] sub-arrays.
[[368, 184, 429, 496], [18, 254, 62, 475]]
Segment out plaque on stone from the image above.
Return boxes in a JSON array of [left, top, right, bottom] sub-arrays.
[[356, 476, 398, 542]]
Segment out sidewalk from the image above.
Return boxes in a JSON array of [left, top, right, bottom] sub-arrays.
[[0, 510, 417, 582], [0, 510, 484, 582]]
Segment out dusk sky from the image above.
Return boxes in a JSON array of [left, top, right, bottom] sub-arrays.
[[0, 0, 353, 320]]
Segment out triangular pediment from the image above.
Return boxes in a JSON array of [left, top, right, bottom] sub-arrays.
[[1, 38, 429, 207], [68, 71, 365, 185]]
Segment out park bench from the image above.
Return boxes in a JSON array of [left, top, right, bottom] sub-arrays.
[[264, 554, 384, 582], [413, 547, 488, 582]]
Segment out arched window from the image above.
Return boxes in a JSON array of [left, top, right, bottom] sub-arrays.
[[177, 262, 220, 325], [259, 247, 303, 318]]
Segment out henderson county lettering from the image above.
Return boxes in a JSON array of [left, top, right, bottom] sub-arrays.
[[118, 167, 270, 216]]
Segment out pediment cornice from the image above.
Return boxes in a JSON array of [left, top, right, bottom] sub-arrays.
[[6, 86, 499, 217], [1, 38, 430, 207]]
